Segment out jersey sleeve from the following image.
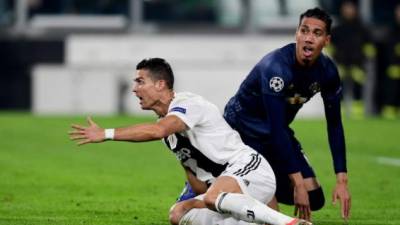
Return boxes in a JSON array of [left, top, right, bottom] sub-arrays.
[[259, 60, 292, 97], [167, 97, 204, 129], [321, 61, 347, 173], [320, 61, 343, 101], [259, 61, 301, 174]]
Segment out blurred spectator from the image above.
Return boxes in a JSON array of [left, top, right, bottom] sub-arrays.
[[28, 0, 62, 15], [143, 0, 216, 24], [330, 0, 376, 118], [0, 0, 13, 27], [174, 0, 216, 22], [28, 0, 128, 16], [382, 4, 400, 119]]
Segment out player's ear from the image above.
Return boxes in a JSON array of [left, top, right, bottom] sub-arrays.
[[324, 34, 331, 47], [294, 27, 300, 39], [155, 80, 167, 90]]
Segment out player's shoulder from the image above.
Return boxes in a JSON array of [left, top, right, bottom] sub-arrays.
[[174, 91, 204, 101], [172, 92, 212, 108], [259, 43, 294, 67], [319, 52, 336, 67], [172, 92, 203, 105], [318, 52, 339, 76], [168, 92, 203, 115], [174, 91, 198, 100], [256, 43, 295, 80]]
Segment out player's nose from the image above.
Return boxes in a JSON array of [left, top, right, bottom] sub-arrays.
[[304, 33, 314, 43], [132, 84, 138, 93]]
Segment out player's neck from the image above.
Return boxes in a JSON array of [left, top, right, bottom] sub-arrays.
[[153, 90, 174, 117], [296, 57, 317, 68]]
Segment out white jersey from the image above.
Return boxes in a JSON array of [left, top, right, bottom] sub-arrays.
[[163, 92, 256, 184]]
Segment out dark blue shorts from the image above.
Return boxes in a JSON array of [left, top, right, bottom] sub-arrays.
[[235, 132, 317, 205]]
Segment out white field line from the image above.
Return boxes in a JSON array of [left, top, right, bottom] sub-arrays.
[[376, 156, 400, 167]]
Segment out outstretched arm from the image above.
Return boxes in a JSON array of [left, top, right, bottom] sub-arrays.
[[69, 115, 187, 145]]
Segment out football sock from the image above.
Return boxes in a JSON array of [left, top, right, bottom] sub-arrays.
[[179, 208, 261, 225], [215, 192, 294, 225]]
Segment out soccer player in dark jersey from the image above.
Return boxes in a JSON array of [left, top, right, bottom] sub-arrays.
[[223, 8, 351, 222]]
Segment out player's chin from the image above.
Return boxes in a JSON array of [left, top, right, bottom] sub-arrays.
[[303, 60, 313, 66], [141, 105, 151, 110], [300, 56, 312, 66]]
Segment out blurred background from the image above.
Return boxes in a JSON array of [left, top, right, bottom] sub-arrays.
[[1, 0, 400, 119]]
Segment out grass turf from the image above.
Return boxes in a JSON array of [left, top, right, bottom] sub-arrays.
[[0, 113, 399, 225]]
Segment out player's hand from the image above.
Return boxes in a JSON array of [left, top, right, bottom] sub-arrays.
[[294, 184, 311, 221], [332, 173, 351, 221], [69, 116, 105, 145]]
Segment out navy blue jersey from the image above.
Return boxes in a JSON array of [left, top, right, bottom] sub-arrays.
[[224, 43, 346, 174]]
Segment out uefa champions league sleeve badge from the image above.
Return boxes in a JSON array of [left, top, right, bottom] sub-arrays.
[[269, 77, 285, 92]]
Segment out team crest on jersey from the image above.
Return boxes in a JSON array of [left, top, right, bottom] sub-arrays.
[[166, 134, 178, 149], [286, 93, 308, 105], [269, 76, 285, 92], [170, 107, 186, 114]]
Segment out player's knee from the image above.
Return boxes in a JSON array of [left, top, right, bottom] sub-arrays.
[[309, 187, 325, 211], [168, 203, 185, 225]]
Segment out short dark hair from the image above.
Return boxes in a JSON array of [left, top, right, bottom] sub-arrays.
[[136, 57, 174, 89], [299, 7, 332, 35]]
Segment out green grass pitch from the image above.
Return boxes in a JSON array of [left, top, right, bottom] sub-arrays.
[[0, 113, 399, 225]]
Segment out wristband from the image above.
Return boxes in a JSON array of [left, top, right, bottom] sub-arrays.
[[105, 129, 115, 140]]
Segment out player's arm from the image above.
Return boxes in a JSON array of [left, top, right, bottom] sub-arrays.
[[69, 115, 187, 145], [262, 93, 311, 220], [323, 90, 346, 173], [260, 65, 310, 220], [184, 167, 208, 195], [260, 65, 303, 179], [322, 64, 351, 221], [323, 95, 351, 220]]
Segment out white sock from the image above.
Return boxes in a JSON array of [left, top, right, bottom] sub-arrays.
[[179, 208, 261, 225], [215, 192, 294, 225]]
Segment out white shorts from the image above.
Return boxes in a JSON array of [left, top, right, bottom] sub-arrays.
[[221, 151, 276, 204]]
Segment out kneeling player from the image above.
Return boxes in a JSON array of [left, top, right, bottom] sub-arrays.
[[69, 58, 311, 225]]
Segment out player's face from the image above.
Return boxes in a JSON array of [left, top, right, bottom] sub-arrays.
[[295, 17, 331, 66], [133, 69, 160, 110]]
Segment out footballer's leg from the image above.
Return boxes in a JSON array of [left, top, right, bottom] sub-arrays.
[[303, 178, 325, 211], [171, 197, 260, 225], [267, 196, 279, 211], [273, 152, 325, 212], [169, 198, 204, 225], [203, 153, 311, 225], [177, 167, 208, 202], [177, 181, 197, 202], [178, 208, 262, 225], [294, 141, 325, 211], [274, 175, 325, 211], [204, 176, 302, 225]]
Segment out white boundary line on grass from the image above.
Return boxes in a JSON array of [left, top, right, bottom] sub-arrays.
[[376, 156, 400, 167]]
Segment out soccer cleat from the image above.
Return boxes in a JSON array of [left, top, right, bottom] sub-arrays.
[[176, 181, 196, 202], [286, 218, 313, 225]]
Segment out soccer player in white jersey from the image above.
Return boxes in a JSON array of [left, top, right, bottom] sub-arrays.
[[69, 58, 311, 225]]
